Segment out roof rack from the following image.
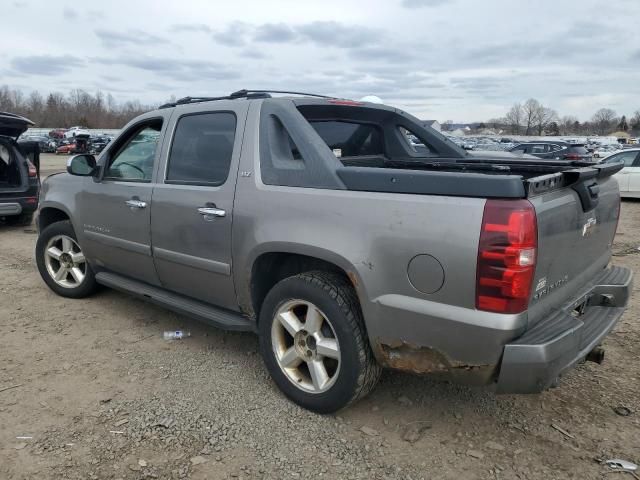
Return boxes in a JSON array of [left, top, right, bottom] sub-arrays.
[[159, 89, 333, 109]]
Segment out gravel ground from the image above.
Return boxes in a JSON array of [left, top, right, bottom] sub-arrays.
[[1, 154, 639, 479]]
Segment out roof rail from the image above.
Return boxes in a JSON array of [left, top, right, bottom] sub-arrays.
[[230, 89, 333, 99], [158, 88, 333, 109]]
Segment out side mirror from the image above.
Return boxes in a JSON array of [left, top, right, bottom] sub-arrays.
[[67, 154, 97, 176]]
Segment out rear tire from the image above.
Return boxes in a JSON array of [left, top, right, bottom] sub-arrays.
[[259, 271, 381, 413], [36, 220, 98, 298]]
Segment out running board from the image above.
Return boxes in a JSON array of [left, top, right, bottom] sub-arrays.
[[95, 271, 256, 332]]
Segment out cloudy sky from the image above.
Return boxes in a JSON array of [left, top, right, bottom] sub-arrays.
[[2, 0, 639, 122]]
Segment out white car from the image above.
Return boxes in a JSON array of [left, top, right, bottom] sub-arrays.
[[64, 126, 91, 139], [602, 148, 640, 198], [593, 145, 622, 159]]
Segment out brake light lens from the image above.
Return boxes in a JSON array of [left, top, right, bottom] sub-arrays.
[[27, 160, 37, 177], [328, 99, 364, 106], [476, 200, 537, 314], [563, 153, 582, 160]]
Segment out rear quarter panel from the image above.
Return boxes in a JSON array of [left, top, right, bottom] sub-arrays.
[[232, 102, 489, 361]]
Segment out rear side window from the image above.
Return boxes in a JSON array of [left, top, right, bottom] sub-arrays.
[[529, 144, 547, 154], [399, 126, 433, 154], [309, 121, 383, 157], [166, 112, 236, 186], [606, 151, 638, 166]]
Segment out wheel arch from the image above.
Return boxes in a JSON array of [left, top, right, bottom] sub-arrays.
[[38, 205, 71, 232], [248, 248, 365, 322]]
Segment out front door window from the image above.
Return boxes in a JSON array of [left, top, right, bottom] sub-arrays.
[[104, 123, 162, 182]]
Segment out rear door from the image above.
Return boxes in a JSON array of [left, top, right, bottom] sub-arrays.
[[150, 102, 247, 311]]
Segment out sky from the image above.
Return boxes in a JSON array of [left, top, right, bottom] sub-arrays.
[[1, 0, 639, 122]]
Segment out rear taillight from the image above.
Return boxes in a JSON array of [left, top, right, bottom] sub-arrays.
[[476, 199, 537, 314], [328, 99, 364, 106], [27, 160, 37, 177], [563, 153, 582, 160]]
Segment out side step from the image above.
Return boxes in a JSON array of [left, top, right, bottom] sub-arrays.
[[95, 271, 256, 333]]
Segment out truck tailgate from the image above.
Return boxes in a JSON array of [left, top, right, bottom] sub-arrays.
[[526, 166, 621, 326]]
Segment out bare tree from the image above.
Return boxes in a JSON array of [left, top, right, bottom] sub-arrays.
[[631, 110, 640, 135], [504, 103, 523, 135], [0, 84, 155, 129], [534, 107, 558, 135], [522, 99, 542, 135], [560, 115, 578, 135], [591, 108, 618, 135], [617, 115, 629, 132]]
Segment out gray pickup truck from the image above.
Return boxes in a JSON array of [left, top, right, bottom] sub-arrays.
[[35, 90, 632, 413]]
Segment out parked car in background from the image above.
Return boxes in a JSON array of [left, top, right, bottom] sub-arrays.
[[55, 140, 76, 155], [509, 141, 593, 161], [48, 128, 67, 139], [20, 134, 54, 153], [88, 136, 111, 154], [35, 90, 631, 413], [593, 144, 621, 159], [601, 148, 640, 198], [0, 112, 40, 226], [64, 126, 90, 139]]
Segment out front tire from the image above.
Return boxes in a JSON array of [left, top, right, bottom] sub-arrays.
[[36, 220, 98, 298], [259, 271, 381, 413]]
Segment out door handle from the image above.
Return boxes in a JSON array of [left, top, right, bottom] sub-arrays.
[[198, 207, 226, 218], [125, 199, 147, 209]]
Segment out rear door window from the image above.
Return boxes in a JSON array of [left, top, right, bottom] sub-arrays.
[[529, 144, 548, 154], [166, 112, 236, 186]]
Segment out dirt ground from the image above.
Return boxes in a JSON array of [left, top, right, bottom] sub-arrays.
[[1, 154, 639, 479]]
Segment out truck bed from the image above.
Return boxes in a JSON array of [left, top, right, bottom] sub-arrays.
[[337, 155, 623, 199]]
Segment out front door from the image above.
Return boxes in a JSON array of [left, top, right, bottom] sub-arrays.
[[78, 116, 168, 285], [150, 104, 247, 310]]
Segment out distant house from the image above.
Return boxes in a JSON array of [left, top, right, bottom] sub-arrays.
[[421, 120, 441, 132]]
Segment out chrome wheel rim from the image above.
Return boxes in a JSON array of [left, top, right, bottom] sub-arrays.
[[271, 299, 341, 394], [44, 235, 86, 288]]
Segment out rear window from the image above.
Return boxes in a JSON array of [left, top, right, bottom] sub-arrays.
[[308, 121, 383, 157], [568, 145, 589, 155]]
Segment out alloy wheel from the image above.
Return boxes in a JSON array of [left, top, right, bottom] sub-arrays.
[[44, 234, 87, 288], [271, 299, 341, 393]]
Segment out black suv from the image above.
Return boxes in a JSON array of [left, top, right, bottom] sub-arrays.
[[0, 112, 40, 226], [509, 141, 592, 161]]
